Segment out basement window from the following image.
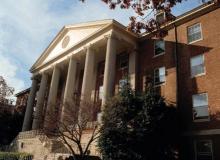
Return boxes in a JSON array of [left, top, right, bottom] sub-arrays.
[[195, 140, 213, 160], [192, 93, 209, 122], [187, 23, 202, 44]]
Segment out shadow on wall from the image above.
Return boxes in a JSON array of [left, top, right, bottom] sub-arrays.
[[138, 38, 213, 131]]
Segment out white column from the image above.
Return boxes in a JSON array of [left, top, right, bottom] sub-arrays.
[[81, 46, 96, 102], [129, 48, 137, 90], [32, 73, 48, 130], [44, 65, 60, 129], [102, 34, 117, 107], [22, 77, 38, 131], [61, 57, 77, 122]]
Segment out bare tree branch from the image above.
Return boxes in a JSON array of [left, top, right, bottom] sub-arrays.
[[44, 95, 101, 160]]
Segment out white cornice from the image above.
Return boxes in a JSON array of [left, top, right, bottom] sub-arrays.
[[30, 19, 138, 73]]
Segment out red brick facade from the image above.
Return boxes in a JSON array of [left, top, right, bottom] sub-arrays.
[[88, 4, 220, 160], [137, 4, 220, 160]]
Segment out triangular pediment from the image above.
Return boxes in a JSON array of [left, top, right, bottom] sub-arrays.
[[31, 20, 114, 71]]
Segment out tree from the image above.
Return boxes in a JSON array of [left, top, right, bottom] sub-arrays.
[[0, 76, 23, 148], [0, 76, 14, 104], [98, 78, 179, 160], [80, 0, 217, 34], [44, 96, 100, 160], [0, 109, 24, 147]]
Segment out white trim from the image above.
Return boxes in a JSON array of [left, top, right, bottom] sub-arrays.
[[192, 72, 206, 78], [153, 52, 165, 58], [193, 117, 210, 122], [194, 139, 213, 160], [187, 23, 203, 44], [183, 129, 220, 136]]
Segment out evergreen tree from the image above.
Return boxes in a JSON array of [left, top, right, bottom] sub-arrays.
[[98, 79, 179, 160]]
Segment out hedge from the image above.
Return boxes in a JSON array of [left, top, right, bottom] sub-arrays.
[[0, 152, 33, 160]]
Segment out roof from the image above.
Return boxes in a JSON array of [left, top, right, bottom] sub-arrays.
[[141, 1, 219, 38], [15, 88, 31, 97], [30, 19, 137, 73]]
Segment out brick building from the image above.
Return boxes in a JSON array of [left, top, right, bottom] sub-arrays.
[[15, 1, 220, 159], [15, 88, 30, 113]]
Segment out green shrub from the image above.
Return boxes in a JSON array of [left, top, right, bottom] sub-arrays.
[[0, 152, 33, 160]]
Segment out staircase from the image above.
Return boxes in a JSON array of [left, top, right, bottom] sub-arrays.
[[9, 130, 71, 160]]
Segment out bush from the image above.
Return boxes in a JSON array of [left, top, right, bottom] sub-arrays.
[[66, 155, 101, 160], [0, 152, 33, 160]]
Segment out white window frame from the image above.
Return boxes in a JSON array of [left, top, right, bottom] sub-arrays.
[[154, 40, 165, 57], [190, 54, 206, 78], [154, 67, 166, 86], [119, 79, 128, 91], [156, 12, 165, 24], [192, 93, 210, 122], [187, 23, 203, 44], [119, 54, 129, 70], [194, 139, 213, 160], [98, 86, 104, 100]]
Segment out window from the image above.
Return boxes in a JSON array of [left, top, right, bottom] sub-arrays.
[[154, 40, 165, 56], [99, 86, 104, 100], [119, 54, 129, 69], [154, 67, 166, 85], [156, 12, 165, 24], [195, 140, 213, 160], [191, 54, 205, 77], [188, 23, 202, 43], [192, 93, 209, 121], [119, 79, 128, 91]]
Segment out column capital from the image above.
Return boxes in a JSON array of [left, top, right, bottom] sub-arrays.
[[31, 74, 41, 82], [104, 32, 118, 41], [51, 63, 61, 71], [84, 44, 97, 55], [83, 43, 94, 52]]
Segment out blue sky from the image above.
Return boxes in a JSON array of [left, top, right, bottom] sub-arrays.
[[0, 0, 204, 98]]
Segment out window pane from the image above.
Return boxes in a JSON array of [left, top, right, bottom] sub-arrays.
[[192, 93, 209, 120], [191, 55, 203, 67], [154, 67, 166, 84], [191, 64, 205, 77], [155, 40, 165, 55], [159, 75, 166, 82], [119, 79, 128, 90], [156, 13, 165, 24], [193, 106, 209, 120], [155, 77, 160, 84], [194, 32, 202, 41], [159, 67, 165, 76], [119, 79, 127, 88], [193, 93, 208, 107], [196, 140, 213, 160], [196, 141, 212, 153], [99, 86, 103, 99], [188, 23, 202, 43], [191, 55, 205, 77]]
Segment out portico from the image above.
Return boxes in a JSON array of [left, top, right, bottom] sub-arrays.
[[22, 20, 137, 131]]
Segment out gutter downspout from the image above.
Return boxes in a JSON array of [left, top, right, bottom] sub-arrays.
[[174, 24, 179, 108]]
